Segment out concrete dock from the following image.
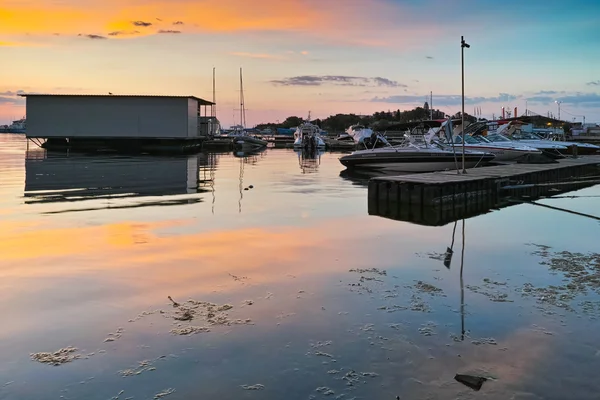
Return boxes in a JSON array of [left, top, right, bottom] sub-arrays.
[[368, 155, 600, 226]]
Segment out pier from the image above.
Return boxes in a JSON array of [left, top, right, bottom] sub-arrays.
[[368, 156, 600, 226]]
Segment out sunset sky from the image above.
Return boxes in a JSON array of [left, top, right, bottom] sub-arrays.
[[1, 0, 599, 127]]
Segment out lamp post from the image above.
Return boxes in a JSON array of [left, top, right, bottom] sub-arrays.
[[461, 36, 470, 174], [555, 100, 562, 121]]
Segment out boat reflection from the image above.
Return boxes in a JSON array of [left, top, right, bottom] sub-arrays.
[[24, 150, 218, 212], [296, 148, 323, 174], [233, 147, 267, 213]]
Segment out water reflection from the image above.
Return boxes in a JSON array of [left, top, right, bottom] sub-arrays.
[[24, 151, 217, 211], [3, 136, 600, 400], [296, 149, 323, 174], [369, 179, 600, 227], [233, 148, 267, 213]]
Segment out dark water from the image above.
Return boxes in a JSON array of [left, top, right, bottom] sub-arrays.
[[1, 134, 599, 400]]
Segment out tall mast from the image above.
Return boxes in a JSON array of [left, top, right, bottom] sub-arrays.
[[239, 67, 246, 128], [212, 67, 216, 118]]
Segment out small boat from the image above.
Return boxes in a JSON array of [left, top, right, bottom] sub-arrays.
[[485, 132, 567, 159], [293, 113, 326, 151], [340, 128, 495, 172], [510, 131, 600, 155], [452, 134, 542, 162], [6, 117, 26, 133], [228, 69, 267, 150]]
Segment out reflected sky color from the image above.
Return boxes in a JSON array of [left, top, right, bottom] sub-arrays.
[[1, 135, 600, 399], [1, 0, 600, 125]]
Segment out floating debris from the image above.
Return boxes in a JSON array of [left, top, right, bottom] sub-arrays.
[[167, 296, 180, 307], [378, 305, 407, 313], [31, 347, 81, 366], [310, 340, 332, 348], [327, 369, 340, 374], [166, 299, 253, 327], [316, 386, 335, 395], [454, 374, 487, 391], [243, 300, 254, 305], [241, 384, 264, 390], [418, 322, 437, 336], [119, 359, 156, 377], [522, 245, 600, 317], [315, 351, 334, 358], [104, 327, 125, 343], [109, 389, 126, 400], [413, 281, 445, 296], [349, 268, 387, 276], [129, 309, 165, 323], [415, 252, 446, 261], [471, 338, 498, 346], [170, 326, 211, 336], [153, 388, 175, 399], [409, 296, 431, 313], [361, 372, 379, 377], [265, 292, 273, 299], [342, 371, 362, 386], [229, 273, 248, 282]]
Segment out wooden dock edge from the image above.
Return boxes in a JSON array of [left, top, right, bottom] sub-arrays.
[[367, 156, 600, 226]]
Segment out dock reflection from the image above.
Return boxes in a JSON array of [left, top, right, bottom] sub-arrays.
[[24, 150, 219, 211], [367, 179, 599, 227]]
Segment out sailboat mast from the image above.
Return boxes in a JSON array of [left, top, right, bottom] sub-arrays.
[[239, 68, 246, 128], [212, 67, 216, 118]]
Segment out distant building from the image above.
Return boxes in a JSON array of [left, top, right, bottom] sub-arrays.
[[19, 94, 217, 153]]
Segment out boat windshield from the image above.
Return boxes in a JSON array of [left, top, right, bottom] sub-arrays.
[[472, 135, 492, 143], [513, 131, 543, 140], [486, 133, 512, 143], [453, 135, 481, 145]]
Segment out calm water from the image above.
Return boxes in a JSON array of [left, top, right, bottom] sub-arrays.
[[1, 134, 599, 400]]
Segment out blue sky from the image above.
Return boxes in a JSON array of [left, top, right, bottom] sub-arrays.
[[1, 0, 599, 126]]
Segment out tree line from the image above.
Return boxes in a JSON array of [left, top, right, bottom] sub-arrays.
[[254, 105, 477, 133]]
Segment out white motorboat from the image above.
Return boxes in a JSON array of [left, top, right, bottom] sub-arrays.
[[339, 126, 495, 173], [346, 124, 373, 144], [451, 134, 542, 162], [510, 131, 600, 155], [485, 132, 567, 159], [293, 113, 326, 150]]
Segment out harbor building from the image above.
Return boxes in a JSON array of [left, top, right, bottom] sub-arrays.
[[19, 94, 217, 153]]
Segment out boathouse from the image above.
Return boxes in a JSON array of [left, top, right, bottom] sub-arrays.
[[19, 94, 217, 153]]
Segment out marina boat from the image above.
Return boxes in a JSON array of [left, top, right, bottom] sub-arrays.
[[451, 134, 542, 162], [484, 132, 567, 159], [293, 113, 326, 151], [5, 118, 26, 133], [227, 125, 268, 149], [229, 69, 267, 150], [510, 131, 600, 155], [339, 133, 495, 173], [491, 121, 598, 155]]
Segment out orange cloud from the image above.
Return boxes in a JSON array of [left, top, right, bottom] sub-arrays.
[[0, 0, 430, 46]]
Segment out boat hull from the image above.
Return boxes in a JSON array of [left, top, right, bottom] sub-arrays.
[[340, 153, 495, 173], [519, 139, 600, 155], [232, 135, 268, 148], [462, 145, 541, 162]]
